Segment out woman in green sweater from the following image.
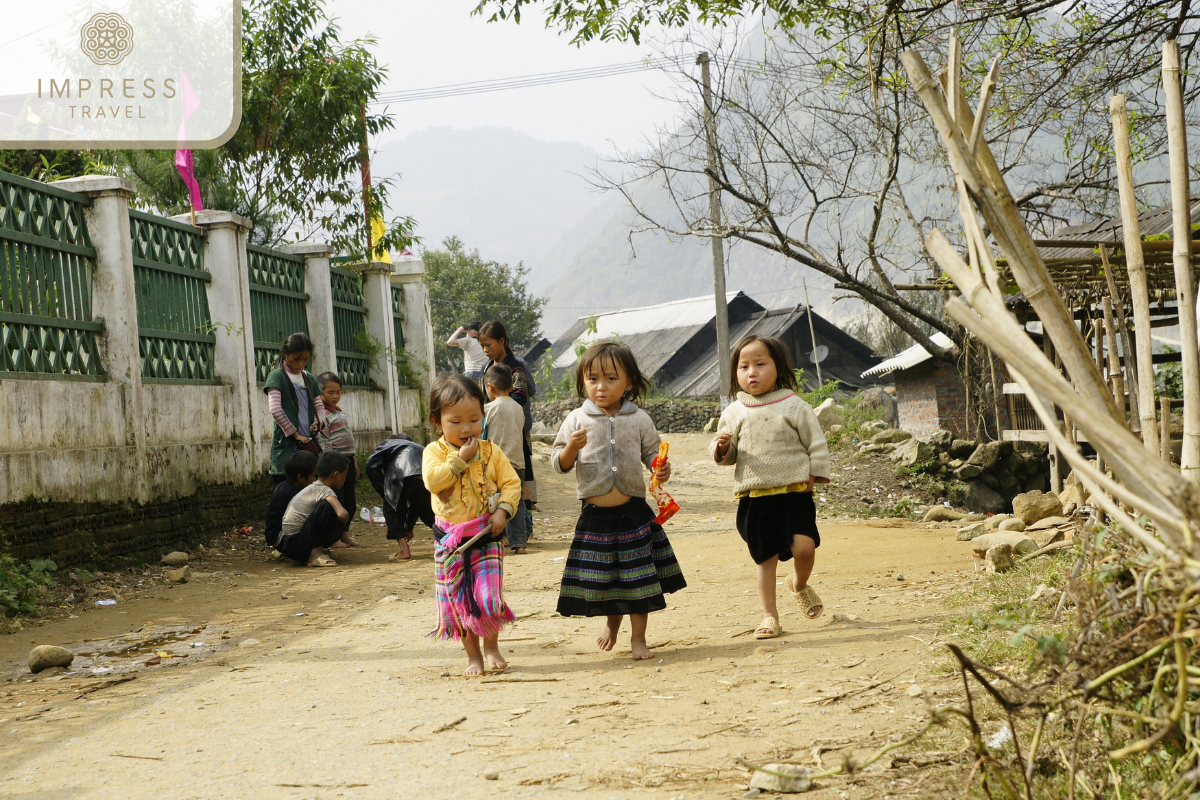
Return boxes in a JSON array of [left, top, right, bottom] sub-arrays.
[[264, 333, 326, 485]]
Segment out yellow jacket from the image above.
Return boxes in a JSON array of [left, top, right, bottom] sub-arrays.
[[422, 437, 522, 525]]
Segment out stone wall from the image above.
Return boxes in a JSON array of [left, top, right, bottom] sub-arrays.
[[532, 398, 720, 434], [0, 477, 271, 567]]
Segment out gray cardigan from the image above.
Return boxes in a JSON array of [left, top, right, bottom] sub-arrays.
[[551, 400, 661, 500]]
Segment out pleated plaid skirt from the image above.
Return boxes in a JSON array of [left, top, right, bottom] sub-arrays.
[[556, 497, 687, 617]]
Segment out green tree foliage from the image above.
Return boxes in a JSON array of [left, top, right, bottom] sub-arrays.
[[0, 0, 414, 259], [424, 236, 546, 374]]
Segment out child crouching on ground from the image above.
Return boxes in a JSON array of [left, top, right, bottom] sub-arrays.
[[264, 450, 319, 551], [422, 375, 523, 676], [278, 451, 352, 567], [552, 342, 687, 660], [483, 363, 529, 554], [710, 334, 830, 639]]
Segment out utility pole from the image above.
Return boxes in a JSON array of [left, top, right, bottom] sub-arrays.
[[697, 52, 731, 403], [803, 277, 822, 386], [359, 104, 373, 261]]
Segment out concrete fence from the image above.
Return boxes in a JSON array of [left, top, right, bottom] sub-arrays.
[[0, 173, 434, 565]]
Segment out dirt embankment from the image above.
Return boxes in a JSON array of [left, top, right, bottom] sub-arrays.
[[0, 434, 982, 798]]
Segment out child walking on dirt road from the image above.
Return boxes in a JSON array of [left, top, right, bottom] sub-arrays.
[[710, 335, 830, 640], [552, 342, 687, 661], [423, 375, 522, 677]]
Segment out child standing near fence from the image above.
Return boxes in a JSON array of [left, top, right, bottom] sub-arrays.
[[316, 371, 359, 537], [710, 335, 830, 640], [422, 375, 522, 676], [552, 342, 686, 660]]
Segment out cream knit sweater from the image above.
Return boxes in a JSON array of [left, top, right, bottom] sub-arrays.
[[710, 388, 831, 495]]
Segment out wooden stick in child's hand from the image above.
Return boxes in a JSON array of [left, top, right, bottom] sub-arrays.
[[453, 524, 494, 556]]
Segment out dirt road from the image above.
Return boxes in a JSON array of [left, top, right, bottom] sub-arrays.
[[0, 434, 975, 798]]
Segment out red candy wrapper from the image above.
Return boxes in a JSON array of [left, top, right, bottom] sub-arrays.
[[649, 442, 680, 525]]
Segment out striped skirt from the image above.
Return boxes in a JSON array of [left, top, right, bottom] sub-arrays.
[[557, 497, 687, 617], [431, 515, 514, 641]]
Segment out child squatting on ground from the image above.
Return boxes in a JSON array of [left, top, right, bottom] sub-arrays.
[[277, 451, 353, 567], [710, 334, 831, 639], [483, 363, 529, 554], [422, 374, 523, 677], [264, 450, 318, 551], [552, 342, 687, 660]]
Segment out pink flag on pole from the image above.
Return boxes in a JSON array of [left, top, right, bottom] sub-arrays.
[[174, 69, 204, 212]]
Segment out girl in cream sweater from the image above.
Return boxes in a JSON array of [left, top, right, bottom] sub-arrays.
[[710, 335, 830, 639]]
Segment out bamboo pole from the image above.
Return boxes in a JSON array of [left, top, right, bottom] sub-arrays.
[[1111, 94, 1159, 451], [1101, 246, 1140, 433], [1103, 297, 1126, 424], [914, 54, 1122, 423], [1162, 397, 1174, 464], [1162, 40, 1200, 473]]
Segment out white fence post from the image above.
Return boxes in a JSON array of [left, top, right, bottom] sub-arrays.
[[171, 210, 257, 478], [360, 262, 400, 434], [51, 175, 148, 499], [280, 242, 338, 377]]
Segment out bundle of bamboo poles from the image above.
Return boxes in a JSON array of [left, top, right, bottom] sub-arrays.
[[894, 36, 1200, 795]]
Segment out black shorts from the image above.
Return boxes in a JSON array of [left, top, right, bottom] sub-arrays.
[[735, 491, 821, 565]]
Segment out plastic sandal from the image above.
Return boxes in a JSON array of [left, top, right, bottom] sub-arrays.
[[754, 616, 782, 639], [308, 555, 337, 567], [788, 576, 824, 619]]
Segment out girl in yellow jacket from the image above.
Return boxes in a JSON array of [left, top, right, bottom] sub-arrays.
[[423, 374, 523, 677]]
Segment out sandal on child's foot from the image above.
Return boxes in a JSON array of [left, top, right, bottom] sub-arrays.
[[308, 554, 337, 568], [787, 576, 824, 619], [754, 616, 782, 639]]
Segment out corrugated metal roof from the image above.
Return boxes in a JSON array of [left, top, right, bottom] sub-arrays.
[[667, 307, 806, 397], [1039, 197, 1200, 262], [861, 332, 955, 377], [552, 292, 745, 369]]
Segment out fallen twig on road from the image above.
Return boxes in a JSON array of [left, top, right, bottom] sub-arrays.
[[74, 675, 136, 700], [112, 753, 164, 761], [480, 676, 563, 684], [432, 716, 467, 733]]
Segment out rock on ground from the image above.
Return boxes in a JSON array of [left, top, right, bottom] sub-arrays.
[[998, 518, 1026, 532], [870, 428, 912, 445], [953, 463, 983, 480], [703, 417, 719, 433], [749, 764, 813, 793], [971, 532, 1038, 557], [949, 439, 977, 459], [860, 387, 898, 426], [984, 513, 1011, 531], [166, 566, 191, 584], [28, 645, 74, 673], [956, 521, 986, 541], [961, 480, 1007, 514], [1027, 515, 1070, 531], [984, 543, 1016, 574], [161, 551, 189, 567], [1012, 490, 1063, 525], [890, 438, 936, 466], [923, 506, 970, 523], [1030, 528, 1066, 548], [814, 398, 842, 430], [862, 420, 890, 433]]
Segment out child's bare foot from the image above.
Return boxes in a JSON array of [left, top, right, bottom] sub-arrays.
[[630, 635, 654, 661], [463, 657, 485, 677], [483, 646, 508, 672], [597, 616, 621, 651], [514, 547, 527, 555]]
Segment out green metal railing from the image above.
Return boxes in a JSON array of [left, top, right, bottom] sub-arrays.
[[248, 245, 309, 384], [129, 209, 216, 383], [0, 170, 104, 379], [391, 285, 405, 351], [330, 266, 370, 388]]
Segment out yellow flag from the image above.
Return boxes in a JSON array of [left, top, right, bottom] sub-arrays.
[[370, 214, 392, 264]]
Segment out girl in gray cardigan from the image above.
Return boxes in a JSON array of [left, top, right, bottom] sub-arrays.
[[552, 342, 687, 660]]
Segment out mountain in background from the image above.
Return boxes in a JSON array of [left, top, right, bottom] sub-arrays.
[[373, 127, 605, 293], [374, 126, 858, 339]]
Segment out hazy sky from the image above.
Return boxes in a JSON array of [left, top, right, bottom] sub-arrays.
[[326, 1, 688, 152]]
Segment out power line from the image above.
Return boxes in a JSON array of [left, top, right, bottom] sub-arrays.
[[368, 57, 825, 105]]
